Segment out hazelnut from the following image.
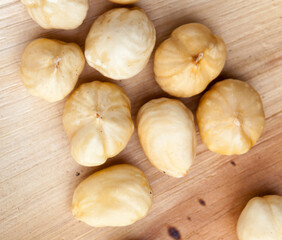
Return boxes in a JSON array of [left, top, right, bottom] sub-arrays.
[[137, 98, 197, 177], [85, 8, 156, 80], [20, 38, 85, 102], [63, 81, 134, 166], [21, 0, 89, 29], [237, 195, 282, 240], [72, 164, 153, 227], [154, 23, 226, 97], [196, 79, 265, 155]]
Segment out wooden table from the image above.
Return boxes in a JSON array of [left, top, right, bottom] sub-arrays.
[[1, 0, 281, 239]]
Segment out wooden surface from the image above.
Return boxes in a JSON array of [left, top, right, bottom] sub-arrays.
[[0, 0, 282, 239]]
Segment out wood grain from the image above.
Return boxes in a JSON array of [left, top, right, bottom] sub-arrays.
[[0, 0, 282, 239]]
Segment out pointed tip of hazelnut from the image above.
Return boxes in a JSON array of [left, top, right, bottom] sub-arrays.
[[193, 52, 204, 64]]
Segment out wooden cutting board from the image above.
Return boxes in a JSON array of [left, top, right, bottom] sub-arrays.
[[0, 0, 281, 239]]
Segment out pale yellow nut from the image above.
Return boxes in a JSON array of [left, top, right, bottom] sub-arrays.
[[85, 8, 156, 80], [237, 195, 282, 240], [109, 0, 139, 4], [72, 164, 153, 227], [137, 98, 197, 177], [154, 23, 226, 97], [196, 79, 265, 155], [20, 38, 85, 102], [21, 0, 89, 30], [63, 81, 134, 166]]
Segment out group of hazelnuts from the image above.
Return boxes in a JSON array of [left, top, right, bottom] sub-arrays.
[[19, 0, 281, 239]]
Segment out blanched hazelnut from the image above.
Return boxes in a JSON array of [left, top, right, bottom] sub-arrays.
[[109, 0, 139, 4], [20, 38, 85, 102], [237, 195, 282, 240], [21, 0, 89, 30], [85, 8, 156, 80], [63, 81, 134, 166], [137, 98, 197, 177], [154, 23, 226, 97], [196, 79, 265, 155], [72, 164, 153, 227]]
